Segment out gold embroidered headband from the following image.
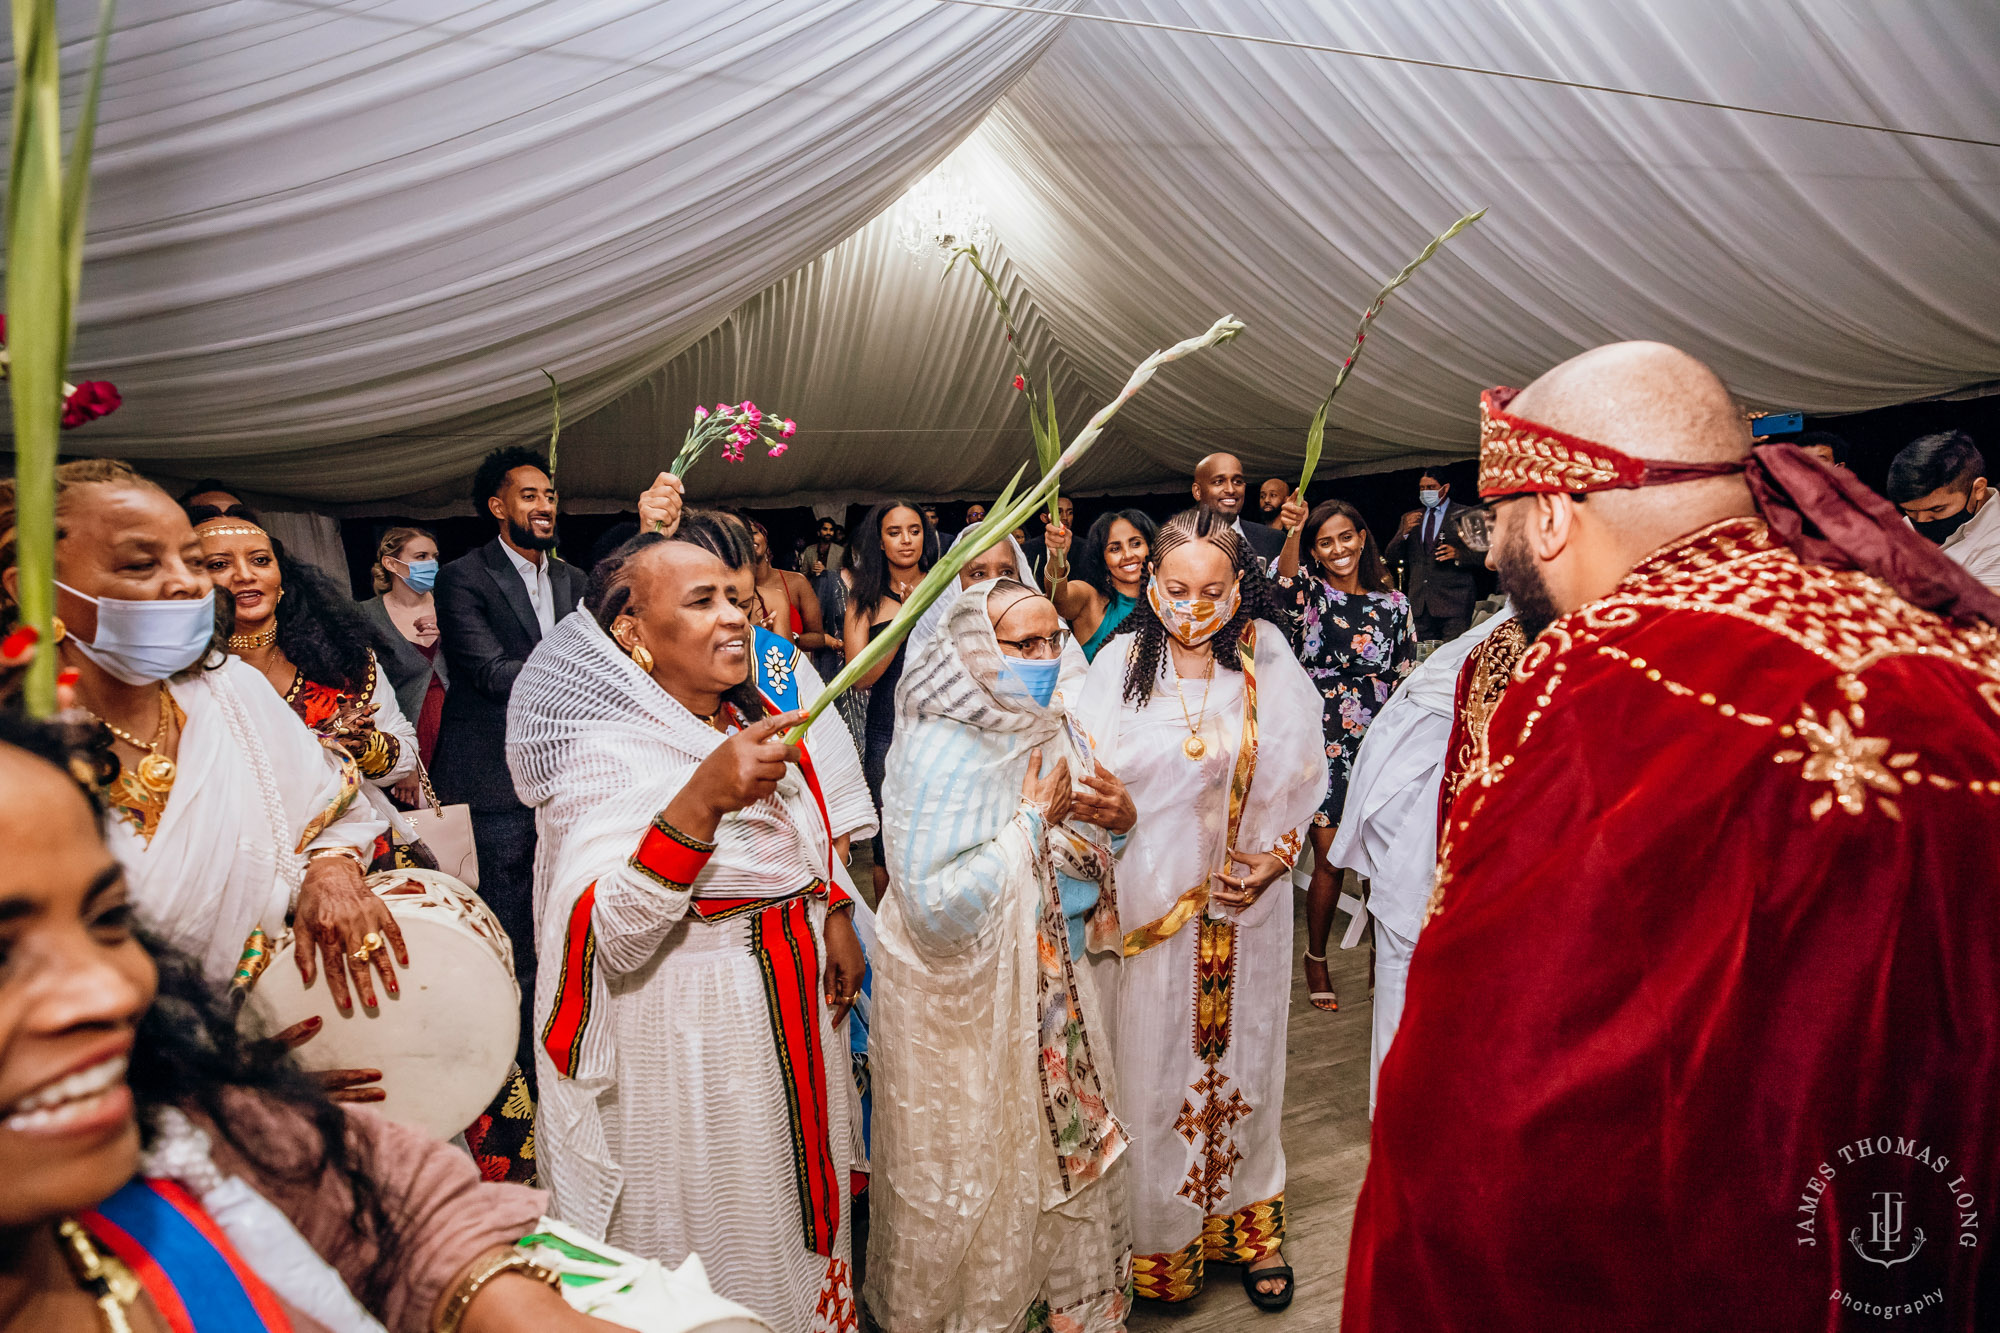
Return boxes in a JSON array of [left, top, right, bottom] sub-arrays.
[[1477, 387, 1744, 500]]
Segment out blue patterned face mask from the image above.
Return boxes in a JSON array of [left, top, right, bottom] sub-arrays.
[[995, 654, 1062, 706]]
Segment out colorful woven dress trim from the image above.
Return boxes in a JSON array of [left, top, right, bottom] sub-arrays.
[[1124, 622, 1261, 956], [691, 880, 842, 1257], [82, 1178, 294, 1332]]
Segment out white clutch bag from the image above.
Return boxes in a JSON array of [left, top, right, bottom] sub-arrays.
[[516, 1220, 772, 1332], [403, 760, 479, 889]]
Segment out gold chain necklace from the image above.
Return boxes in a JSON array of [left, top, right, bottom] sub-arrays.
[[1173, 656, 1215, 760], [94, 686, 177, 794], [58, 1218, 139, 1333]]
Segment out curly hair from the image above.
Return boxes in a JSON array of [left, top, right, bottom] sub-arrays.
[[850, 499, 935, 622], [470, 446, 551, 509], [1301, 498, 1394, 593], [0, 712, 398, 1308], [583, 529, 765, 721], [1071, 508, 1157, 599], [1122, 508, 1280, 707], [369, 526, 435, 595]]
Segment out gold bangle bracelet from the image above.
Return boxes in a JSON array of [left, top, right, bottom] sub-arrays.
[[435, 1248, 561, 1333]]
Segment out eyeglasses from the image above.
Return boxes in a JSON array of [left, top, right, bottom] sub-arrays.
[[1453, 506, 1494, 554], [996, 630, 1069, 660]]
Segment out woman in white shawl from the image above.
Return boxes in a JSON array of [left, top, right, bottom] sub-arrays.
[[1074, 509, 1327, 1313], [0, 460, 392, 1004], [508, 528, 873, 1333], [868, 577, 1135, 1333]]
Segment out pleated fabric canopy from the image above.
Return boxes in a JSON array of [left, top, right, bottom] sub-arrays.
[[15, 0, 2000, 508]]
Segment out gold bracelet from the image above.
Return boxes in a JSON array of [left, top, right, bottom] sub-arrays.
[[307, 845, 364, 864], [435, 1248, 561, 1333]]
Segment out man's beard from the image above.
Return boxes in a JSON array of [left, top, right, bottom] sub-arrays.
[[508, 518, 558, 551], [1494, 526, 1561, 641]]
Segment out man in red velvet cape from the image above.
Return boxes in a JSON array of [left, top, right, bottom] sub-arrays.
[[1344, 342, 2000, 1331]]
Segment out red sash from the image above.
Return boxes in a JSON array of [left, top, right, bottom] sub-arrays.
[[691, 880, 842, 1258]]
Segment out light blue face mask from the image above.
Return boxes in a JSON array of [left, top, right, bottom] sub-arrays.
[[1418, 488, 1445, 509], [398, 558, 439, 594], [995, 654, 1062, 707], [56, 583, 217, 684]]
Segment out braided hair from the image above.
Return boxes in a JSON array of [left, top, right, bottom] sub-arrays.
[[1121, 507, 1280, 707], [583, 528, 766, 721]]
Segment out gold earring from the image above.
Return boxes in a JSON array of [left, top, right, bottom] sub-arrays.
[[50, 615, 65, 643], [627, 641, 654, 673]]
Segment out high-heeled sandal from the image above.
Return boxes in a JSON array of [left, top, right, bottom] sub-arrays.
[[1303, 950, 1338, 1012]]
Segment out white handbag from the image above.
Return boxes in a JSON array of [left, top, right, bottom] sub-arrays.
[[402, 759, 479, 889]]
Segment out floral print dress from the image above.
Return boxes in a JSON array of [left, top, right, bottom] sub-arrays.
[[1278, 574, 1418, 826]]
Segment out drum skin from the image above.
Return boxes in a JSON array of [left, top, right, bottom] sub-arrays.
[[241, 871, 520, 1140]]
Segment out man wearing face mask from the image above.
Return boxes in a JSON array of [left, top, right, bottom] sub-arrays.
[[1384, 469, 1478, 641], [0, 460, 392, 1001], [435, 446, 592, 1091], [1889, 430, 2000, 592]]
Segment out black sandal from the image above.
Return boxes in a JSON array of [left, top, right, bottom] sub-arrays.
[[1244, 1260, 1295, 1311]]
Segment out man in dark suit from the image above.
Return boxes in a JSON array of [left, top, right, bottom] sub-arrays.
[[434, 445, 587, 1089], [1384, 468, 1479, 640], [1193, 452, 1286, 564]]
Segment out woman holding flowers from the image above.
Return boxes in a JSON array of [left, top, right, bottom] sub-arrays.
[[1074, 509, 1326, 1313], [1274, 499, 1416, 1014], [1045, 508, 1157, 661], [867, 576, 1135, 1332], [843, 500, 936, 896]]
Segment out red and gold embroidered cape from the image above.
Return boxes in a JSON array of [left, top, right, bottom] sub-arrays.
[[1345, 517, 2000, 1331]]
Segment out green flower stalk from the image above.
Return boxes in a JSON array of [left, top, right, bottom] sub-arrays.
[[542, 369, 562, 478], [1296, 207, 1487, 503], [786, 314, 1246, 743], [944, 243, 1065, 536], [7, 0, 117, 716]]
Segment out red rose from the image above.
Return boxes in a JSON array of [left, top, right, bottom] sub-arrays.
[[61, 380, 121, 429]]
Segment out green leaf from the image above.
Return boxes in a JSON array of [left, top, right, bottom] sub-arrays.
[[1297, 206, 1486, 499]]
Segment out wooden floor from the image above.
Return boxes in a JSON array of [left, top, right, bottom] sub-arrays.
[[1126, 884, 1374, 1333]]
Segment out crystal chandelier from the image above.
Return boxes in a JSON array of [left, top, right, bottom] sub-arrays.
[[894, 167, 992, 264]]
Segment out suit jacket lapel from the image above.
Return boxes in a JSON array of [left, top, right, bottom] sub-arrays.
[[480, 538, 544, 643]]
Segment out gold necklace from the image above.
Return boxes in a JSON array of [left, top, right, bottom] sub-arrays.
[[58, 1218, 139, 1333], [94, 687, 177, 794], [227, 623, 277, 651], [1173, 656, 1215, 760]]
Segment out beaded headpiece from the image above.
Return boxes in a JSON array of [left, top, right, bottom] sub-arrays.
[[1477, 387, 1744, 499], [193, 518, 267, 539]]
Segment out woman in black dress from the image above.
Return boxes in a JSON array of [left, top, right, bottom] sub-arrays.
[[842, 498, 936, 898], [1276, 498, 1416, 1011]]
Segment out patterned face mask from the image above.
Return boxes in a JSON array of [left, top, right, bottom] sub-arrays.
[[1147, 575, 1240, 648]]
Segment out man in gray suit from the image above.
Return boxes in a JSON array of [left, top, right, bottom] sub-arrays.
[[434, 446, 586, 1089], [1384, 468, 1479, 641]]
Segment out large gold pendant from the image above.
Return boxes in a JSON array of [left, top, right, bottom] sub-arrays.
[[1183, 734, 1207, 760], [135, 752, 176, 793]]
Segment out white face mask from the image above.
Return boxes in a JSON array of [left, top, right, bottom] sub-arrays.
[[57, 583, 217, 684]]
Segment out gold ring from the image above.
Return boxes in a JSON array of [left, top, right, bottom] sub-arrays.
[[363, 932, 383, 951], [349, 947, 372, 963]]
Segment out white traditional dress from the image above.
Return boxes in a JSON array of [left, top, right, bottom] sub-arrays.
[[1074, 621, 1326, 1302], [508, 610, 876, 1333], [867, 583, 1132, 1333], [1328, 606, 1515, 1115], [105, 658, 386, 983]]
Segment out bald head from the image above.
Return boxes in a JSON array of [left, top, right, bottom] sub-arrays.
[[1193, 453, 1247, 517], [1489, 342, 1757, 636]]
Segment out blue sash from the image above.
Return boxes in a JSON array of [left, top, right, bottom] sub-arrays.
[[84, 1177, 292, 1330]]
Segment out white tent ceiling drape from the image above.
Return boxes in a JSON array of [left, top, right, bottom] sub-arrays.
[[11, 1, 2000, 508]]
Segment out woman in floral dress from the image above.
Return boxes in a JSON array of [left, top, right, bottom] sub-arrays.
[[1276, 498, 1416, 1012]]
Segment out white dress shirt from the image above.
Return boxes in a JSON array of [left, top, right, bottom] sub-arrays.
[[501, 539, 557, 635], [1941, 495, 2000, 592]]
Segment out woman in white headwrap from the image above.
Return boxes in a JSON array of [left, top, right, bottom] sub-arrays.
[[508, 528, 873, 1333], [866, 577, 1136, 1333], [1073, 508, 1327, 1313]]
